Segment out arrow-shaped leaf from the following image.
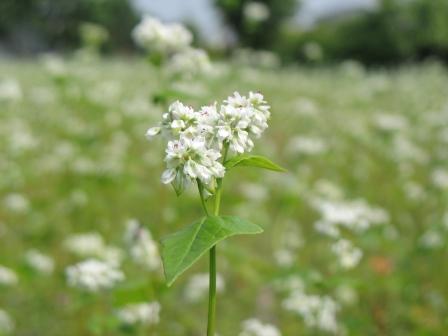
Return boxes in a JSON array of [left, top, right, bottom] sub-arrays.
[[161, 216, 263, 286], [224, 154, 287, 172]]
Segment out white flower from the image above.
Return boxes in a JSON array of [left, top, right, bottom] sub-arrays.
[[335, 285, 358, 306], [432, 169, 448, 189], [286, 136, 327, 155], [132, 16, 192, 54], [240, 318, 281, 336], [40, 54, 67, 78], [331, 239, 363, 269], [64, 232, 123, 265], [147, 101, 197, 141], [312, 198, 388, 235], [283, 290, 339, 334], [0, 309, 14, 334], [217, 92, 270, 153], [145, 126, 161, 139], [244, 2, 270, 22], [25, 250, 54, 274], [3, 193, 30, 214], [64, 232, 106, 257], [116, 301, 161, 326], [374, 113, 408, 132], [163, 135, 225, 190], [101, 246, 125, 266], [146, 92, 271, 193], [66, 259, 124, 292], [0, 266, 18, 286], [168, 48, 212, 77], [420, 230, 444, 249], [184, 273, 225, 302], [124, 219, 161, 271], [0, 79, 22, 102]]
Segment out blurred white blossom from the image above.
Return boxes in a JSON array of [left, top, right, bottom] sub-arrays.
[[335, 285, 358, 306], [283, 290, 339, 334], [240, 318, 281, 336], [184, 273, 225, 302], [0, 266, 18, 286], [168, 48, 212, 77], [331, 239, 363, 269], [25, 250, 54, 275], [244, 2, 270, 22], [116, 301, 161, 326], [0, 79, 22, 102], [286, 136, 327, 155], [64, 232, 106, 258], [374, 113, 408, 132], [66, 259, 124, 292], [0, 309, 14, 334], [132, 15, 192, 54], [420, 230, 444, 249], [3, 193, 30, 214], [312, 198, 389, 237], [432, 169, 448, 189], [124, 219, 161, 271]]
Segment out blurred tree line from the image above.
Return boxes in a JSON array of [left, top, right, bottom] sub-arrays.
[[217, 0, 448, 65], [1, 0, 447, 64], [214, 0, 297, 50], [0, 0, 138, 53]]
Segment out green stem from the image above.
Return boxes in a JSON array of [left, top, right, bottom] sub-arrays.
[[207, 245, 216, 336], [207, 143, 229, 336], [197, 180, 210, 217]]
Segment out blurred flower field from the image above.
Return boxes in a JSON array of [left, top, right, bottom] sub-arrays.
[[0, 56, 448, 335]]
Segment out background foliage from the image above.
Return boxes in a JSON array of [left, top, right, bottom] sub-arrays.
[[214, 0, 297, 49], [0, 0, 138, 53], [277, 0, 448, 64]]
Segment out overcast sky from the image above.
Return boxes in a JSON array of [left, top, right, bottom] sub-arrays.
[[132, 0, 377, 43]]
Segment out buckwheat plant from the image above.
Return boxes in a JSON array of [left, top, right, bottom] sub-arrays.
[[147, 92, 285, 335], [132, 16, 212, 105]]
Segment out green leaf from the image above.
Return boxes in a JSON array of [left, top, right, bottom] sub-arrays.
[[224, 154, 287, 172], [161, 216, 263, 286]]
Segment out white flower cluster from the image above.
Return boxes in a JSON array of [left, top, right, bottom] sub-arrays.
[[331, 239, 363, 269], [184, 273, 225, 302], [146, 92, 271, 193], [0, 265, 18, 286], [312, 197, 388, 270], [116, 301, 161, 326], [64, 232, 105, 257], [24, 249, 55, 275], [312, 198, 389, 237], [0, 309, 14, 334], [283, 290, 339, 334], [124, 219, 161, 271], [132, 16, 192, 54], [132, 15, 211, 76], [244, 2, 270, 22], [0, 78, 22, 102], [66, 259, 124, 292], [168, 48, 212, 77], [3, 193, 30, 214], [64, 232, 123, 266], [239, 318, 281, 336]]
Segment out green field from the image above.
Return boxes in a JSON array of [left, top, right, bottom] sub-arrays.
[[1, 57, 447, 335]]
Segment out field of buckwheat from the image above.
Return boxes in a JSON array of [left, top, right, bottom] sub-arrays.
[[1, 54, 448, 335]]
